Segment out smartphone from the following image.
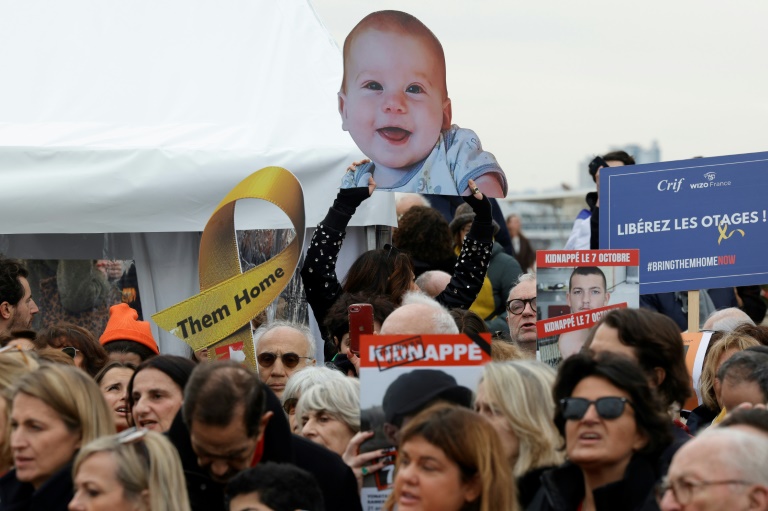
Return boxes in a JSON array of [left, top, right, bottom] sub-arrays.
[[348, 303, 374, 356]]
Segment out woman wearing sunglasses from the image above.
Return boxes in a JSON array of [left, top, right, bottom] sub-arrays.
[[69, 428, 190, 511], [528, 351, 673, 511], [300, 175, 494, 345], [0, 364, 114, 511], [127, 356, 196, 433], [36, 323, 110, 377]]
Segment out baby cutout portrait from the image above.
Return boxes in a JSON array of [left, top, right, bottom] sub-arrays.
[[338, 10, 508, 198]]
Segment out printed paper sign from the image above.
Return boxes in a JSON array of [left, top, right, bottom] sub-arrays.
[[600, 151, 768, 293], [358, 334, 491, 511], [536, 250, 640, 364], [682, 331, 714, 412]]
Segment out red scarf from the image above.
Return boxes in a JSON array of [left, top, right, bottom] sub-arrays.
[[249, 436, 266, 467]]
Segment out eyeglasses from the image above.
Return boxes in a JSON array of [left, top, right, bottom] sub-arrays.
[[61, 346, 81, 359], [283, 397, 298, 415], [256, 352, 311, 369], [506, 297, 537, 315], [560, 397, 632, 420], [656, 476, 754, 504]]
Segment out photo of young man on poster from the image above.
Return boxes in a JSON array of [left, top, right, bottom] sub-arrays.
[[536, 250, 640, 364], [558, 267, 612, 358], [566, 266, 612, 312]]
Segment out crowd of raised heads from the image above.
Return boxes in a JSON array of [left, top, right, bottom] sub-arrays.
[[2, 171, 768, 511]]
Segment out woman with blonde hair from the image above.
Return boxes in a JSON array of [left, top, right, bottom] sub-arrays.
[[474, 361, 564, 508], [385, 403, 518, 511], [0, 349, 39, 476], [69, 428, 191, 511], [688, 331, 760, 434], [0, 364, 114, 511]]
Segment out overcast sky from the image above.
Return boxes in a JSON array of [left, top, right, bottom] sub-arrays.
[[311, 0, 768, 193]]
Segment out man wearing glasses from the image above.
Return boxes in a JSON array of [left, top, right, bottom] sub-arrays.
[[253, 321, 316, 399], [505, 272, 538, 358], [659, 427, 768, 510]]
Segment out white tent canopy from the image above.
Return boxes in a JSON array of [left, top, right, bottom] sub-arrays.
[[0, 0, 394, 354]]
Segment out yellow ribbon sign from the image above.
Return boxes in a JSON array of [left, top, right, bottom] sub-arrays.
[[152, 167, 305, 368], [717, 221, 745, 245]]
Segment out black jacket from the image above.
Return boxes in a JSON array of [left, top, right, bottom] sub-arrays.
[[686, 405, 718, 436], [587, 192, 599, 250], [168, 386, 361, 511], [0, 462, 73, 511], [526, 454, 661, 511], [517, 465, 556, 509]]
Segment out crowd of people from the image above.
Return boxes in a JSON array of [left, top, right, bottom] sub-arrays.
[[2, 163, 767, 510], [4, 127, 768, 511]]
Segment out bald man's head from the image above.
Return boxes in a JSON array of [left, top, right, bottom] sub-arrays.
[[703, 307, 755, 331], [380, 293, 458, 335], [415, 271, 451, 298]]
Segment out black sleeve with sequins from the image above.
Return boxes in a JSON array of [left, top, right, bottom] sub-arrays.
[[435, 208, 495, 310], [300, 187, 369, 335]]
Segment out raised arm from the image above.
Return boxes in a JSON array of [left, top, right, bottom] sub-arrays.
[[301, 176, 374, 333], [436, 179, 494, 310]]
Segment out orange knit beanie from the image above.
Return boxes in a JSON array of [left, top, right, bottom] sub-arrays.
[[100, 303, 160, 354]]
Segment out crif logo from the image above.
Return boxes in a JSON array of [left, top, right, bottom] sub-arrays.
[[657, 178, 684, 192], [704, 172, 716, 181]]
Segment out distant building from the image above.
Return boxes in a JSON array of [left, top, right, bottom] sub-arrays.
[[498, 190, 586, 252]]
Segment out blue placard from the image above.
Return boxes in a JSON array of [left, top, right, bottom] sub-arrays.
[[600, 151, 768, 294]]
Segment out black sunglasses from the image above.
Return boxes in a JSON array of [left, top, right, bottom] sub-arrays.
[[560, 397, 632, 420], [506, 297, 537, 315], [283, 397, 298, 415], [256, 352, 310, 369], [383, 243, 401, 259], [61, 346, 80, 359]]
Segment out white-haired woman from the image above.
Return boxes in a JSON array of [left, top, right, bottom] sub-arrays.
[[474, 360, 565, 508], [69, 428, 190, 511], [296, 377, 385, 491], [297, 377, 361, 456], [281, 366, 347, 433]]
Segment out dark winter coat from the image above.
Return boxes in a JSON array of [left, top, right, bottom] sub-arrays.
[[0, 462, 73, 511], [526, 454, 662, 511], [167, 386, 361, 511]]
